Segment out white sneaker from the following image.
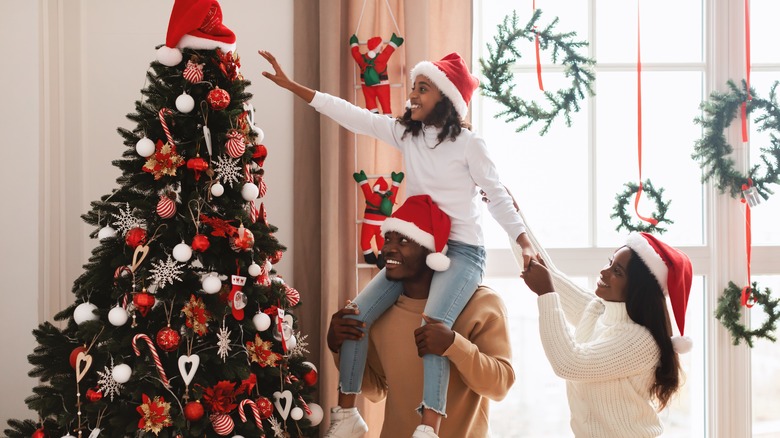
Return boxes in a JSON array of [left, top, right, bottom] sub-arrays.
[[412, 425, 440, 438], [323, 406, 368, 438]]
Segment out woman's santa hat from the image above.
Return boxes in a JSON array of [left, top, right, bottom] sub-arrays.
[[626, 232, 694, 353], [381, 195, 451, 271], [409, 52, 480, 119], [157, 0, 237, 67]]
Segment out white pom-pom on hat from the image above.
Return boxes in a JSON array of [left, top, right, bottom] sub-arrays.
[[157, 46, 183, 67], [672, 335, 693, 354]]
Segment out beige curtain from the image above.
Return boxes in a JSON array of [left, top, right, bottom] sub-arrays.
[[292, 1, 473, 436]]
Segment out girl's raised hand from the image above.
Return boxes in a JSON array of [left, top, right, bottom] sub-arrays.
[[258, 50, 292, 89]]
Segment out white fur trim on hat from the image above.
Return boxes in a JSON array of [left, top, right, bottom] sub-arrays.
[[410, 61, 469, 119], [381, 217, 435, 251], [626, 232, 668, 294], [178, 34, 237, 53]]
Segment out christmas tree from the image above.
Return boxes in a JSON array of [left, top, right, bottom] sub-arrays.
[[4, 2, 321, 437]]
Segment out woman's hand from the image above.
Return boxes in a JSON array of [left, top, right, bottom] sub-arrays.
[[521, 255, 554, 297], [326, 303, 365, 353]]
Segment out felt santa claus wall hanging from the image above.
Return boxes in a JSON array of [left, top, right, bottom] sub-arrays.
[[349, 33, 404, 114], [353, 170, 404, 267]]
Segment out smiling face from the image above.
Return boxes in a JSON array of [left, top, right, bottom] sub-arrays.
[[381, 231, 432, 284], [408, 75, 444, 123], [595, 246, 632, 302]]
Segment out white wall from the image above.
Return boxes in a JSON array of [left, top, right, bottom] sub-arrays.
[[0, 0, 294, 424]]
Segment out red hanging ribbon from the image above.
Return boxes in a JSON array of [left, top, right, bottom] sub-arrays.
[[741, 0, 752, 142], [634, 2, 658, 225], [740, 181, 755, 307], [533, 0, 544, 91]]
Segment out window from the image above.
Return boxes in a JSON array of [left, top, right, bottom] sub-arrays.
[[473, 1, 780, 436]]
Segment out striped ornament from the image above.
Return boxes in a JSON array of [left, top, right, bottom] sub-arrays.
[[285, 284, 301, 307], [132, 333, 169, 386], [238, 399, 263, 429], [209, 413, 234, 436], [156, 196, 176, 219], [182, 60, 204, 83], [225, 130, 246, 158], [257, 175, 267, 198]]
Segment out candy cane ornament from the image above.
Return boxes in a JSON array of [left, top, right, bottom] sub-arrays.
[[239, 399, 264, 430], [158, 108, 175, 146], [132, 333, 170, 387]]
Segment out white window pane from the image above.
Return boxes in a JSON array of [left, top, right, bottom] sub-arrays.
[[595, 71, 705, 247], [751, 1, 780, 64], [751, 275, 780, 437], [596, 0, 702, 63]]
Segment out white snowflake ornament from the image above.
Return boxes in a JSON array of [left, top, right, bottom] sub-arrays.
[[149, 255, 185, 289], [96, 358, 124, 401], [213, 154, 243, 187]]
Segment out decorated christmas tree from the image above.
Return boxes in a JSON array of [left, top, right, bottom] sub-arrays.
[[4, 1, 321, 437]]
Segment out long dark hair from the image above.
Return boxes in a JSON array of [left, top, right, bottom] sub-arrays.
[[397, 95, 470, 146], [623, 248, 682, 411]]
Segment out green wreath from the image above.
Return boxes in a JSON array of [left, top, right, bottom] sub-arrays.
[[610, 179, 673, 233], [715, 281, 780, 348], [479, 9, 596, 135], [692, 79, 780, 200]]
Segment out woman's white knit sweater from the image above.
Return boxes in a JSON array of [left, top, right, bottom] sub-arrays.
[[537, 288, 663, 438]]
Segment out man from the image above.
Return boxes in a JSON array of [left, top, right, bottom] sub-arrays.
[[326, 198, 515, 438]]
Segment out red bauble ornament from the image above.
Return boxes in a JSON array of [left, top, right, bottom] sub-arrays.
[[69, 345, 87, 369], [252, 144, 268, 167], [207, 87, 231, 110], [192, 234, 210, 252], [156, 326, 181, 352], [86, 387, 103, 402], [256, 396, 273, 419], [31, 428, 47, 438], [302, 362, 318, 386], [133, 291, 155, 317], [125, 227, 147, 248], [156, 196, 176, 219], [184, 400, 205, 421], [269, 249, 283, 265], [187, 156, 209, 181]]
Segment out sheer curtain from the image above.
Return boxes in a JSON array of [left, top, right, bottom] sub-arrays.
[[292, 1, 473, 435]]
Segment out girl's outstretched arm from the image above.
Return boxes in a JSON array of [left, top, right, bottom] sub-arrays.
[[258, 50, 316, 103]]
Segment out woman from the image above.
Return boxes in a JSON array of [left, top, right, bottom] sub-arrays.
[[521, 232, 693, 437]]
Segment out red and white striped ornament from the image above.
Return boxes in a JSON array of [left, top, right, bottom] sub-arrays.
[[238, 399, 264, 429], [132, 333, 170, 387], [156, 196, 176, 219], [225, 130, 246, 158], [284, 284, 301, 307], [183, 60, 204, 83], [158, 108, 175, 146], [209, 413, 234, 436], [257, 175, 267, 198]]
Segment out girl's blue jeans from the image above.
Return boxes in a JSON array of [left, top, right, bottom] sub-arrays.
[[338, 240, 486, 415]]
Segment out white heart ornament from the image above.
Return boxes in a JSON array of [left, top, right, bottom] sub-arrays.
[[75, 351, 92, 383], [178, 354, 200, 386], [273, 390, 293, 420]]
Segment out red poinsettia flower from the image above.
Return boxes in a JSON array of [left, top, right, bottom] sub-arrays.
[[202, 381, 240, 414], [136, 394, 172, 435], [237, 373, 257, 395], [199, 214, 238, 238], [142, 141, 184, 180], [246, 334, 282, 368], [181, 295, 210, 336]]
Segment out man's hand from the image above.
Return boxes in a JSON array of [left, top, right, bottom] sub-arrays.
[[414, 314, 455, 357], [327, 304, 365, 353]]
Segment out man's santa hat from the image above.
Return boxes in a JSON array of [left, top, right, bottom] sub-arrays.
[[409, 52, 479, 119], [366, 36, 383, 58], [157, 0, 237, 67], [381, 195, 451, 271], [626, 232, 694, 353]]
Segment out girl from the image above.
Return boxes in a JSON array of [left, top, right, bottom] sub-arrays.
[[259, 50, 534, 438], [521, 231, 693, 437]]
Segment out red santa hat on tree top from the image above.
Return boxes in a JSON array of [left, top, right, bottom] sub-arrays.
[[157, 0, 237, 67], [366, 36, 383, 58], [626, 232, 694, 354], [381, 194, 451, 271], [410, 52, 479, 120]]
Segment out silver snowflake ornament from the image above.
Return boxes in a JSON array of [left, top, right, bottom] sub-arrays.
[[287, 332, 309, 357], [111, 203, 139, 234], [213, 154, 243, 187], [149, 255, 185, 289], [96, 358, 124, 401], [268, 416, 285, 437], [217, 324, 232, 361]]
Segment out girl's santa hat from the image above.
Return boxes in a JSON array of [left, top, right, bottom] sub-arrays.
[[626, 232, 694, 353], [381, 195, 452, 271], [157, 0, 237, 67], [410, 52, 480, 119]]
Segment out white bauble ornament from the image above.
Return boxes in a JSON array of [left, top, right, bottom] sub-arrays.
[[73, 302, 98, 324], [254, 126, 265, 143], [290, 407, 304, 421], [172, 242, 193, 262], [61, 434, 77, 438], [252, 312, 271, 331], [305, 403, 324, 426], [175, 92, 195, 113], [286, 335, 297, 350], [108, 305, 129, 326], [111, 363, 132, 383], [241, 182, 259, 201], [135, 136, 156, 157], [247, 262, 262, 277], [202, 273, 222, 294], [97, 226, 116, 240], [211, 182, 224, 197], [156, 46, 182, 66]]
